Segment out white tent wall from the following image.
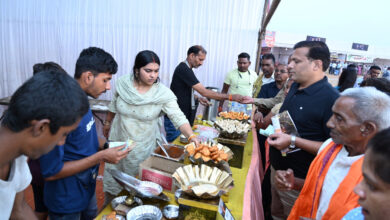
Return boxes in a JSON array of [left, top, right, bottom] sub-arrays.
[[0, 0, 264, 101]]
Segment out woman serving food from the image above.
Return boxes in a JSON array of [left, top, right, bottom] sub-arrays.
[[102, 50, 197, 203]]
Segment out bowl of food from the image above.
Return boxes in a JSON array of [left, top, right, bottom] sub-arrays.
[[214, 118, 251, 139], [172, 164, 234, 199], [219, 111, 250, 122], [184, 142, 233, 165]]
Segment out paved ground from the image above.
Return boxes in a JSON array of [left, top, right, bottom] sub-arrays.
[[327, 73, 339, 86]]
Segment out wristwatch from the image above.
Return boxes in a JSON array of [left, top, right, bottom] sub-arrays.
[[289, 135, 296, 149], [103, 142, 109, 150]]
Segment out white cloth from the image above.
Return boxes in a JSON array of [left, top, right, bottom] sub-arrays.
[[0, 155, 32, 219], [103, 74, 189, 195], [0, 0, 263, 103], [316, 138, 363, 220], [262, 75, 275, 85]]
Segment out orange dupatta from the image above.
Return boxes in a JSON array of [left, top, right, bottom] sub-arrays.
[[288, 141, 363, 220]]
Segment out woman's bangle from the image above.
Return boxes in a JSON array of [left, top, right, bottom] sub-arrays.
[[188, 134, 197, 142], [229, 94, 233, 101], [103, 121, 111, 126]]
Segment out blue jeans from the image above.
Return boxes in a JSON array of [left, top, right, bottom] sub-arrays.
[[164, 116, 181, 142], [48, 193, 97, 220]]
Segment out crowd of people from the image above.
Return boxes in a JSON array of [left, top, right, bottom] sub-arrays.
[[1, 40, 390, 220], [241, 41, 390, 220]]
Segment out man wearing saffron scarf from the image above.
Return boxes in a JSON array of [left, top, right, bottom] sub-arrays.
[[275, 87, 390, 220]]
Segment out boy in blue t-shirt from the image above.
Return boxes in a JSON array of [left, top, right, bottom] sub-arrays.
[[39, 47, 131, 220]]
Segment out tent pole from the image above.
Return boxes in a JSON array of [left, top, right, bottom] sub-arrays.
[[255, 0, 281, 73]]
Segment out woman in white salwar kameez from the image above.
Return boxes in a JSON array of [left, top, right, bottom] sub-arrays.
[[102, 50, 197, 203]]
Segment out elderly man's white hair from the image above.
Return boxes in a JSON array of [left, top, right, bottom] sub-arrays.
[[341, 87, 390, 131]]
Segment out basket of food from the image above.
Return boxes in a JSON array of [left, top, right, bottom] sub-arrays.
[[214, 118, 251, 139], [219, 111, 250, 122], [172, 164, 234, 199], [184, 142, 233, 165]]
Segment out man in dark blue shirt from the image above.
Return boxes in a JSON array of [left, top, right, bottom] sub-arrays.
[[257, 63, 289, 169], [257, 63, 289, 219], [39, 47, 131, 220], [258, 64, 289, 99], [266, 41, 339, 219]]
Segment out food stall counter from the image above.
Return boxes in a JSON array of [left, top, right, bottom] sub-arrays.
[[95, 132, 254, 220]]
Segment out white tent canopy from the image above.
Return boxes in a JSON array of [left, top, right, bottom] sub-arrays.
[[0, 0, 264, 100]]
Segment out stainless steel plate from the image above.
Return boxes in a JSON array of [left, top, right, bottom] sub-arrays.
[[138, 181, 163, 197], [126, 205, 162, 220], [111, 196, 127, 209], [107, 169, 169, 202], [163, 205, 179, 219]]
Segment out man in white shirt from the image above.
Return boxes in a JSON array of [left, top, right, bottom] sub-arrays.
[[0, 71, 89, 219], [275, 87, 390, 220]]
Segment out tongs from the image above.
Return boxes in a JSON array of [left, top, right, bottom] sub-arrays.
[[107, 169, 170, 202]]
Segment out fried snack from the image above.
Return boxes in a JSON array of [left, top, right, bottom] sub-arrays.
[[211, 154, 219, 160], [219, 153, 228, 161], [185, 142, 232, 163], [210, 151, 219, 157], [202, 155, 211, 162], [194, 152, 202, 159], [219, 111, 250, 120], [210, 146, 218, 152], [106, 211, 118, 220], [195, 145, 204, 153], [201, 147, 210, 156], [186, 144, 196, 156]]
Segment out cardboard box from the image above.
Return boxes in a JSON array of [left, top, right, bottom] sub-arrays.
[[178, 193, 218, 220], [178, 204, 217, 220], [217, 134, 247, 169], [139, 156, 184, 193]]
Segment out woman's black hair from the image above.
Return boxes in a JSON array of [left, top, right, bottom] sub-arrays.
[[367, 127, 390, 184], [1, 71, 89, 134], [337, 67, 357, 92], [360, 78, 390, 95]]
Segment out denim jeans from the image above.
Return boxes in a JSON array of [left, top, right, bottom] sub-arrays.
[[164, 116, 181, 142], [48, 193, 98, 220]]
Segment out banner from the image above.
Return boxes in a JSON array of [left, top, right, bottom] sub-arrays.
[[346, 54, 373, 63], [262, 31, 276, 47]]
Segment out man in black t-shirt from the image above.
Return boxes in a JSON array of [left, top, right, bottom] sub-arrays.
[[265, 41, 339, 219], [164, 45, 245, 142]]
